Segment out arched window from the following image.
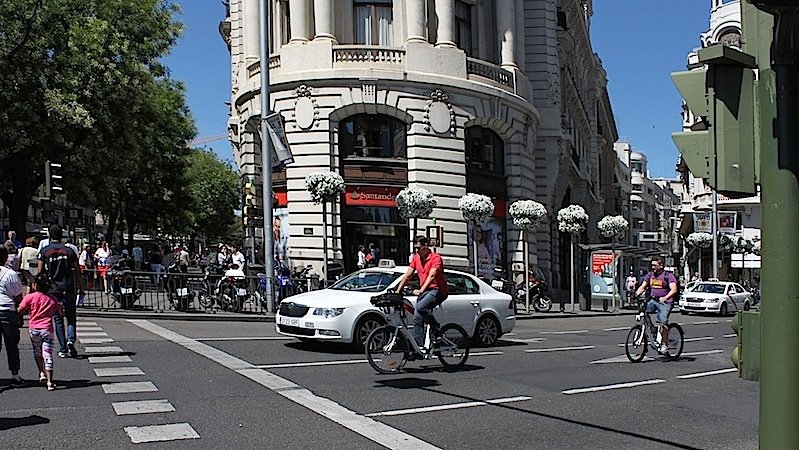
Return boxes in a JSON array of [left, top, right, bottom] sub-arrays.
[[466, 126, 504, 175], [339, 114, 407, 160]]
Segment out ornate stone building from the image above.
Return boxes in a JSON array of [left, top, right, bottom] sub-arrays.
[[221, 0, 613, 286]]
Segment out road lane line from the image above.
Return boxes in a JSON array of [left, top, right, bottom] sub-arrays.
[[562, 379, 666, 395], [94, 367, 145, 377], [258, 351, 503, 369], [690, 320, 719, 325], [84, 346, 124, 354], [677, 368, 738, 379], [723, 333, 736, 338], [124, 423, 200, 443], [683, 337, 714, 342], [682, 349, 723, 357], [89, 355, 132, 364], [590, 355, 655, 364], [196, 336, 294, 341], [365, 396, 532, 417], [113, 399, 175, 415], [524, 345, 594, 353], [502, 337, 547, 344], [129, 319, 440, 450], [539, 330, 588, 335], [602, 327, 629, 332], [102, 381, 158, 394]]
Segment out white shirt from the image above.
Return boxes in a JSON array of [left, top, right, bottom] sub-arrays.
[[94, 247, 111, 266], [0, 266, 24, 310], [232, 251, 246, 270]]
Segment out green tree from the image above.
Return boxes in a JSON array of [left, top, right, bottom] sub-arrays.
[[184, 149, 241, 242]]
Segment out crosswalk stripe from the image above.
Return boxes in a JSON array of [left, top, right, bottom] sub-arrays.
[[78, 332, 109, 337], [94, 367, 145, 377], [124, 423, 200, 443], [80, 338, 114, 344], [85, 346, 124, 354], [102, 381, 158, 394], [76, 327, 104, 333], [76, 321, 98, 326], [113, 399, 175, 415], [89, 355, 132, 364]]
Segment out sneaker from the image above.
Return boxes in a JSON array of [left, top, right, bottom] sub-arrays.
[[67, 341, 77, 357], [658, 344, 669, 354], [47, 382, 57, 391], [10, 375, 24, 386], [58, 351, 69, 358], [39, 372, 47, 384]]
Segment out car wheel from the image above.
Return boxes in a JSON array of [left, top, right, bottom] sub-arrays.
[[743, 301, 751, 311], [353, 314, 384, 351], [719, 302, 728, 317], [473, 315, 501, 347]]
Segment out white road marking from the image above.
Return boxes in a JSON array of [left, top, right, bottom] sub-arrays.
[[602, 327, 629, 332], [196, 336, 294, 341], [590, 355, 655, 364], [365, 396, 532, 417], [78, 332, 109, 337], [682, 349, 724, 357], [723, 333, 736, 338], [84, 346, 124, 354], [258, 359, 367, 369], [80, 338, 114, 344], [683, 336, 714, 342], [102, 381, 158, 394], [690, 320, 720, 325], [562, 379, 666, 395], [94, 367, 145, 377], [524, 345, 594, 353], [502, 337, 547, 344], [76, 321, 98, 326], [89, 355, 132, 364], [540, 330, 588, 335], [76, 327, 104, 333], [470, 351, 503, 356], [113, 399, 175, 415], [129, 319, 440, 450], [125, 423, 200, 443], [677, 368, 738, 379]]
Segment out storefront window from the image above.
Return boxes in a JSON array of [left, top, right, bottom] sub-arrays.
[[339, 114, 407, 159]]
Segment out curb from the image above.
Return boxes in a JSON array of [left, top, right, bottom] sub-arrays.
[[77, 309, 275, 323]]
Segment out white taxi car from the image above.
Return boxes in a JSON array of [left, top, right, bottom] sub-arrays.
[[275, 264, 516, 349], [679, 281, 753, 316]]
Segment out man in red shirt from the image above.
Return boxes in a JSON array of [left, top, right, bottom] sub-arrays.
[[395, 236, 449, 349]]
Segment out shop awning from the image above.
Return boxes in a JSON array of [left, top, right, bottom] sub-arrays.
[[578, 243, 663, 258]]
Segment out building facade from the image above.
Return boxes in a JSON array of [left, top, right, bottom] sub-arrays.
[[222, 0, 611, 285]]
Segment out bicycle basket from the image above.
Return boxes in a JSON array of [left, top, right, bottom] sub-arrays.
[[371, 292, 405, 313]]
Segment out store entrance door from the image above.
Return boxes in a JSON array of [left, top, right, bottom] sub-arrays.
[[344, 225, 409, 272]]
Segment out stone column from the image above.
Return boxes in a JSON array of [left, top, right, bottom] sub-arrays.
[[514, 0, 525, 69], [405, 0, 427, 44], [289, 0, 310, 43], [434, 0, 455, 48], [496, 0, 517, 69], [313, 0, 336, 42], [243, 0, 260, 59]]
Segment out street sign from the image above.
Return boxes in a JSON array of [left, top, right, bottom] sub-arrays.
[[638, 231, 659, 242], [426, 225, 444, 247], [265, 113, 294, 167]]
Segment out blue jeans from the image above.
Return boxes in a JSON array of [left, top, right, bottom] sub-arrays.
[[646, 299, 672, 325], [52, 290, 77, 353], [0, 310, 21, 373], [413, 289, 440, 347]]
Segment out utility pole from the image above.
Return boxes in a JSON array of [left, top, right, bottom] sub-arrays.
[[259, 0, 275, 312]]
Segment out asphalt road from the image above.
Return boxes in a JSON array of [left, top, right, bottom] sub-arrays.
[[0, 313, 758, 449]]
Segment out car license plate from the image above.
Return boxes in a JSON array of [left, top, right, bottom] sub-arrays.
[[237, 288, 248, 296], [279, 316, 299, 327], [177, 288, 188, 296], [121, 287, 133, 294]]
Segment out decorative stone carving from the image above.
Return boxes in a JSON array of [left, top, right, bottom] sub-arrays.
[[424, 89, 455, 134], [293, 84, 318, 130]]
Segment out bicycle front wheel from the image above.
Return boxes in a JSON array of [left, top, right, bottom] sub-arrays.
[[436, 324, 470, 370], [365, 326, 409, 374], [625, 326, 647, 362], [664, 323, 684, 360]]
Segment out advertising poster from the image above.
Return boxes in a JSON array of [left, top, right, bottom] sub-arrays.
[[467, 218, 505, 280], [273, 207, 290, 268], [693, 212, 712, 233], [718, 211, 737, 234]]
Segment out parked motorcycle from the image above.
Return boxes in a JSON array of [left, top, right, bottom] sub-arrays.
[[197, 263, 225, 309], [217, 265, 248, 312], [108, 258, 141, 309], [164, 261, 194, 311], [490, 267, 514, 295], [292, 264, 316, 294], [515, 271, 553, 312]]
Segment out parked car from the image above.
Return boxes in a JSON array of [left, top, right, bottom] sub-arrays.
[[680, 281, 753, 316], [275, 263, 516, 349]]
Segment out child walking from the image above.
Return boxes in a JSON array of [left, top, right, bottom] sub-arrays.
[[17, 274, 63, 391]]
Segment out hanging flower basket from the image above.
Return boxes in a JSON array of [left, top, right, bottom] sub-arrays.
[[752, 239, 761, 256], [396, 186, 437, 220], [734, 237, 756, 254], [557, 204, 588, 234], [597, 215, 629, 241], [718, 233, 735, 252], [458, 193, 494, 223], [304, 171, 345, 204], [509, 200, 547, 231], [687, 232, 712, 249]]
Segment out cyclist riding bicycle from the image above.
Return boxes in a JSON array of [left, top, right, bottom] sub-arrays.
[[633, 256, 678, 354], [395, 236, 449, 354]]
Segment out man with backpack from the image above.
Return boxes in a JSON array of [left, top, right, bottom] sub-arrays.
[[633, 256, 678, 354]]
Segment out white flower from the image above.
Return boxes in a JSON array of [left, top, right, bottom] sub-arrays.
[[557, 204, 588, 234], [718, 233, 735, 252], [597, 215, 629, 240], [687, 232, 712, 249], [304, 171, 345, 204], [752, 239, 761, 256], [396, 186, 437, 219], [509, 200, 547, 231], [458, 193, 494, 223]]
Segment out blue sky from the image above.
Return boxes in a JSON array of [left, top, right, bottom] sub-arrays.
[[164, 0, 716, 177]]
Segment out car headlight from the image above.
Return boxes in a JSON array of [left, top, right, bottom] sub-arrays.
[[707, 298, 720, 303], [313, 307, 345, 318]]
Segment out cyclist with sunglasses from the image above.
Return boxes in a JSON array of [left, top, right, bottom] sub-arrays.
[[633, 256, 678, 354]]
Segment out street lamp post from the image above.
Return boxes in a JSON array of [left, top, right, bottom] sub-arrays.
[[259, 0, 275, 312]]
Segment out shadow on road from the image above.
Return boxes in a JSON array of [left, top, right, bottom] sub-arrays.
[[284, 341, 361, 355], [0, 415, 50, 430]]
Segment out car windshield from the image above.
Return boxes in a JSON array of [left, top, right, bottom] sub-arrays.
[[694, 283, 726, 294], [329, 270, 401, 292]]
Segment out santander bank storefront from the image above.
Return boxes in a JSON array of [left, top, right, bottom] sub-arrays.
[[342, 186, 409, 273]]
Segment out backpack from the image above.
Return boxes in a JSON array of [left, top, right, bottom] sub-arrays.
[[669, 271, 681, 302]]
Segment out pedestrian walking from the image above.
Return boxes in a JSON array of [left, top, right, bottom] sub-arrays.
[[357, 245, 367, 269], [6, 230, 23, 250], [148, 247, 164, 284], [132, 244, 144, 271], [19, 237, 39, 294], [17, 274, 63, 390], [4, 240, 19, 271], [94, 241, 112, 292], [625, 272, 638, 308], [0, 245, 25, 385], [38, 225, 85, 359], [367, 243, 380, 267]]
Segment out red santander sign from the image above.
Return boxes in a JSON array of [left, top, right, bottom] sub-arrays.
[[345, 186, 401, 207]]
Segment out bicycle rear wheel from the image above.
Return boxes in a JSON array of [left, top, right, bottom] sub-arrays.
[[435, 324, 470, 370], [664, 323, 684, 360], [365, 326, 410, 374], [625, 326, 647, 362]]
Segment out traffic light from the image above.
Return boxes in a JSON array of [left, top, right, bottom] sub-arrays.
[[731, 310, 761, 381], [242, 177, 263, 227], [672, 44, 757, 198], [44, 160, 64, 197]]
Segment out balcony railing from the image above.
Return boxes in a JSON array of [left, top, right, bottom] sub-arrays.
[[333, 46, 405, 65], [466, 58, 515, 90], [246, 55, 282, 78]]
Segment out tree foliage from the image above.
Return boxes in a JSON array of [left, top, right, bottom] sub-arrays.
[[184, 149, 241, 242]]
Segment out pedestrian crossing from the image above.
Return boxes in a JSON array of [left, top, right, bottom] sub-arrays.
[[76, 320, 200, 444]]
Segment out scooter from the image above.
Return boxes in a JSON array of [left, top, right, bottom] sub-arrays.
[[164, 261, 194, 311], [490, 267, 514, 294], [217, 265, 248, 312], [515, 271, 553, 312], [197, 263, 225, 309], [108, 258, 142, 309]]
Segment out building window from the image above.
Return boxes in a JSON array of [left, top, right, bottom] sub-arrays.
[[339, 114, 406, 159], [455, 1, 473, 56], [279, 0, 290, 45], [354, 0, 393, 46], [466, 127, 504, 175]]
